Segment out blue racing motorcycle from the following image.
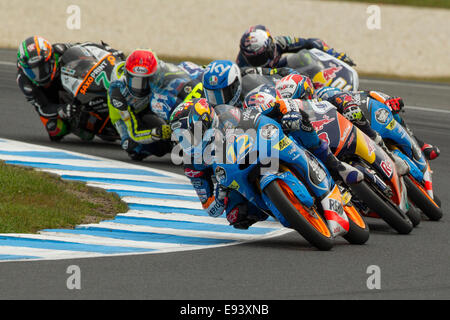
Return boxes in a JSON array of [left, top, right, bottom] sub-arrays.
[[364, 97, 442, 221], [211, 105, 369, 250]]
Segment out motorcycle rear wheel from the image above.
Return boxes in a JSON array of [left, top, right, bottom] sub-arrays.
[[264, 180, 334, 251]]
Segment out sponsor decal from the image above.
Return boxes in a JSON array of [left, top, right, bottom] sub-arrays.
[[274, 136, 292, 151], [380, 160, 393, 178], [260, 123, 279, 140], [375, 108, 390, 124], [318, 132, 330, 144], [61, 67, 76, 76], [133, 66, 148, 74], [79, 58, 111, 95], [329, 198, 344, 216], [206, 61, 231, 77], [184, 168, 204, 178], [386, 119, 396, 130], [311, 115, 335, 131], [228, 180, 240, 190], [214, 166, 226, 183], [209, 75, 218, 86]]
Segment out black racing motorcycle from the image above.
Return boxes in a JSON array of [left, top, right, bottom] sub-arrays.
[[59, 44, 123, 141]]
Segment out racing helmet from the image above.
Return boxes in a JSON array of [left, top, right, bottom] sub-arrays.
[[17, 36, 56, 86], [315, 86, 342, 101], [203, 60, 242, 107], [169, 98, 219, 159], [125, 49, 158, 98], [275, 74, 314, 99], [243, 83, 278, 109], [239, 25, 278, 67]]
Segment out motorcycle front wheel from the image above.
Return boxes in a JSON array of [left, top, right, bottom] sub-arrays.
[[264, 179, 334, 251]]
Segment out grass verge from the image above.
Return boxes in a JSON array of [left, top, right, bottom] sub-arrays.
[[0, 161, 128, 233], [321, 0, 450, 9]]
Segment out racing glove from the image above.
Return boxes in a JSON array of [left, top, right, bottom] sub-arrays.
[[121, 138, 151, 161], [281, 112, 303, 131], [385, 97, 404, 114], [335, 52, 356, 66], [57, 104, 80, 120], [151, 124, 172, 141]]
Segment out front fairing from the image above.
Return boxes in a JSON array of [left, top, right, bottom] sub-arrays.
[[60, 45, 116, 105], [285, 49, 359, 92], [213, 112, 334, 206], [366, 97, 427, 174]]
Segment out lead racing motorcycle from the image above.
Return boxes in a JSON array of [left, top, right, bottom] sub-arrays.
[[284, 48, 359, 92], [207, 105, 370, 251]]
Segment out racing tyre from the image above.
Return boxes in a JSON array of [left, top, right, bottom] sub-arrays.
[[406, 204, 421, 227], [350, 181, 413, 234], [404, 176, 443, 221], [264, 179, 334, 251], [342, 203, 370, 245]]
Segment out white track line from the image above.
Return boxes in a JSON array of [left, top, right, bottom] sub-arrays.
[[360, 78, 450, 90], [80, 221, 279, 241]]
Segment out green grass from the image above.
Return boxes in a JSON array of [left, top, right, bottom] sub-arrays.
[[0, 161, 128, 233], [321, 0, 450, 9]]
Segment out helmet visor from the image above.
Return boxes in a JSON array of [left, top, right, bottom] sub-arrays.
[[205, 78, 240, 106], [23, 58, 53, 84], [244, 37, 275, 67], [126, 72, 151, 97]]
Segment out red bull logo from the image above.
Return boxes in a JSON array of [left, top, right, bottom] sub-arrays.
[[313, 64, 343, 89], [323, 65, 342, 82], [311, 115, 336, 131]]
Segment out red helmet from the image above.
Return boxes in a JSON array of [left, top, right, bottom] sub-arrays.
[[125, 49, 158, 97], [275, 74, 314, 100]]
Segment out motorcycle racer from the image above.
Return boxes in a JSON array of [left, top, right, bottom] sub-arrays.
[[16, 36, 124, 141], [107, 49, 204, 160], [236, 25, 355, 69], [314, 85, 440, 161], [169, 98, 363, 229]]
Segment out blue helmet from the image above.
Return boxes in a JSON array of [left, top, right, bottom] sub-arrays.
[[315, 86, 342, 101], [202, 60, 242, 107]]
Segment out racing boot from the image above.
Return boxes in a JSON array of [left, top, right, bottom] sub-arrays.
[[421, 143, 440, 160], [311, 139, 364, 185], [415, 137, 440, 160]]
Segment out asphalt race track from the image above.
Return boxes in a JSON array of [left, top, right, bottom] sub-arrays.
[[0, 49, 449, 299]]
